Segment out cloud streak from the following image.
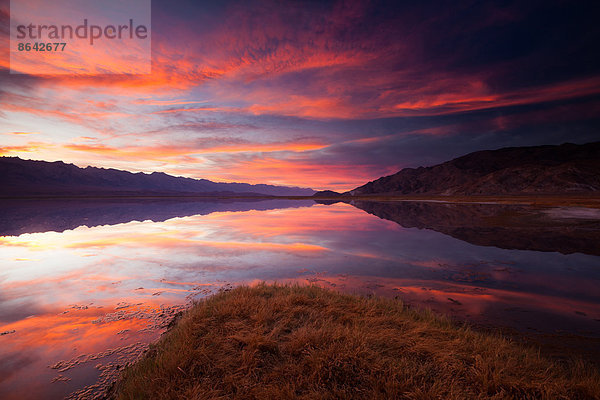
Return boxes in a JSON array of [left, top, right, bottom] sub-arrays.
[[1, 0, 599, 190]]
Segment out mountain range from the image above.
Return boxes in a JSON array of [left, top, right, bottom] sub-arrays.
[[3, 141, 599, 198], [348, 141, 600, 196], [0, 157, 315, 197]]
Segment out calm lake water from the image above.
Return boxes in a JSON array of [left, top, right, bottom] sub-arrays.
[[1, 198, 599, 399]]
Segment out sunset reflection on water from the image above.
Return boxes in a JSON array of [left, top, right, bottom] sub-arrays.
[[0, 201, 599, 399]]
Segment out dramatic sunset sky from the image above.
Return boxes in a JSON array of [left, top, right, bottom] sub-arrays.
[[1, 0, 599, 191]]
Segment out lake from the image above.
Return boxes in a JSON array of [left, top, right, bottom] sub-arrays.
[[1, 198, 599, 399]]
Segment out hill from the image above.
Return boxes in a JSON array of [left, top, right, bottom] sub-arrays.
[[0, 157, 315, 197], [349, 142, 600, 196], [312, 190, 341, 197]]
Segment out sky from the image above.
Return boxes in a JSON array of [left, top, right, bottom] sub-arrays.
[[1, 0, 600, 191]]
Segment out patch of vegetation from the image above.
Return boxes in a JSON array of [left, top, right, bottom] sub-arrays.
[[113, 284, 599, 399]]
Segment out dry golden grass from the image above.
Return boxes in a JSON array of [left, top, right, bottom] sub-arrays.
[[113, 284, 600, 399]]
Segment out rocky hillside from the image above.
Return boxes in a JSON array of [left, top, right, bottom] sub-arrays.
[[0, 157, 315, 197], [349, 142, 600, 195]]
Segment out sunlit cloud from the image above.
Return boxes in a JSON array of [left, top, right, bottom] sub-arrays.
[[1, 0, 598, 189]]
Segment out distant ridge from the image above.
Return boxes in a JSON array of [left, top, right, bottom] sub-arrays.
[[348, 142, 600, 196], [312, 190, 341, 197], [0, 157, 315, 197]]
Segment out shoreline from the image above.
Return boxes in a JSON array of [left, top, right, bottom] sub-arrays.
[[2, 194, 600, 208], [110, 284, 599, 399]]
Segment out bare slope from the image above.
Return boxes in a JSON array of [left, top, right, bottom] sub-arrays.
[[350, 142, 600, 196], [0, 157, 314, 197]]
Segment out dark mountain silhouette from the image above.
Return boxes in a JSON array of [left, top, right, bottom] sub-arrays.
[[312, 191, 343, 205], [350, 200, 600, 256], [349, 142, 600, 196], [0, 157, 315, 197], [313, 190, 341, 197]]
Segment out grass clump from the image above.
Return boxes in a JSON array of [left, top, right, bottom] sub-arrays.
[[113, 284, 599, 399]]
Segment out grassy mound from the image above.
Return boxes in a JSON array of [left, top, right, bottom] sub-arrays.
[[113, 284, 599, 399]]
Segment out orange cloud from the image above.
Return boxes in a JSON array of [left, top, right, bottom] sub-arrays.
[[133, 99, 210, 106], [0, 142, 53, 155], [190, 156, 382, 190], [64, 140, 327, 158]]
